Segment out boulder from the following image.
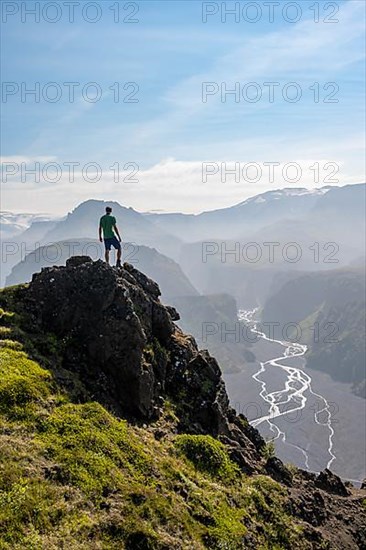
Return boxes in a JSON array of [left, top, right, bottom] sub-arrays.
[[265, 456, 293, 486], [315, 469, 350, 496]]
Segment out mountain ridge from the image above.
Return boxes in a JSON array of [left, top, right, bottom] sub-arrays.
[[260, 267, 366, 397], [0, 257, 365, 548], [5, 240, 198, 300]]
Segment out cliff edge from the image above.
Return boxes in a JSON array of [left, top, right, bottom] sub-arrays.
[[0, 257, 365, 549]]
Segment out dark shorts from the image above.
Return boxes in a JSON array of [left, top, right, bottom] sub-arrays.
[[104, 237, 121, 251]]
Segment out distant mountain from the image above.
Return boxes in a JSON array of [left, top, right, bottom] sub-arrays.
[[177, 243, 285, 307], [0, 211, 59, 239], [2, 184, 364, 296], [0, 220, 60, 287], [173, 184, 365, 303], [261, 268, 366, 397], [311, 183, 366, 224], [147, 184, 365, 254], [14, 220, 58, 244], [42, 200, 181, 260], [146, 186, 335, 241], [0, 199, 182, 287], [6, 240, 198, 301]]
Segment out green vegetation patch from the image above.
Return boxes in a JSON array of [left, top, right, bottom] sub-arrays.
[[261, 440, 276, 460], [0, 347, 52, 421], [0, 476, 68, 546], [0, 308, 16, 326], [175, 434, 240, 481], [38, 402, 152, 499], [0, 326, 12, 338]]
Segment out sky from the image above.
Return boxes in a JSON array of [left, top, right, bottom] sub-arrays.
[[1, 0, 365, 215]]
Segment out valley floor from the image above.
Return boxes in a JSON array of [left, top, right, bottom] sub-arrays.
[[224, 336, 366, 484]]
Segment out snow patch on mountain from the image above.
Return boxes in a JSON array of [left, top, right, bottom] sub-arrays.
[[235, 186, 333, 207]]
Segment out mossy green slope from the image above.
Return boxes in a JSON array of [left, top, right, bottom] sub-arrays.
[[0, 286, 312, 550]]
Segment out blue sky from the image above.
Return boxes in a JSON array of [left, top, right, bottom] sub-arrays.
[[1, 0, 365, 214]]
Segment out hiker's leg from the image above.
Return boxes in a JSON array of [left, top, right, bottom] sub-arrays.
[[105, 249, 110, 264], [113, 238, 122, 267], [115, 247, 122, 267]]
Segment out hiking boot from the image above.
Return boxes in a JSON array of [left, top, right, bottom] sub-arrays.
[[116, 260, 122, 269]]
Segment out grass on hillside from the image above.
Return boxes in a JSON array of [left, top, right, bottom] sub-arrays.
[[0, 288, 309, 549]]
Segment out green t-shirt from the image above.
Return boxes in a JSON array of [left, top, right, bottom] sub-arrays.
[[100, 214, 117, 239]]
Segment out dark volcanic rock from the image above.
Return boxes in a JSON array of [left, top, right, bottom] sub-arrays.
[[265, 456, 293, 486], [315, 469, 350, 496], [165, 305, 180, 321], [17, 257, 265, 472], [66, 256, 93, 268], [289, 489, 328, 527], [22, 259, 174, 419]]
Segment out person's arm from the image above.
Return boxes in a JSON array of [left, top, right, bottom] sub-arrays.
[[114, 224, 122, 242], [99, 219, 103, 242]]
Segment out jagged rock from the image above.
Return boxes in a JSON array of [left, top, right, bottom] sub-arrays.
[[289, 489, 327, 527], [124, 262, 161, 299], [65, 256, 93, 268], [218, 435, 256, 474], [315, 469, 350, 496], [236, 414, 266, 453], [18, 257, 266, 473], [361, 478, 366, 490], [265, 456, 293, 486], [297, 469, 317, 483], [22, 259, 172, 419], [166, 305, 180, 321]]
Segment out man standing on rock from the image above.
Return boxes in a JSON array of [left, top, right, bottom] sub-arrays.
[[99, 206, 122, 268]]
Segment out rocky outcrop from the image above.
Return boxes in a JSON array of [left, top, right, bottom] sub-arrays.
[[9, 257, 366, 548], [265, 456, 293, 486], [21, 257, 171, 419], [17, 257, 265, 472], [315, 469, 350, 497]]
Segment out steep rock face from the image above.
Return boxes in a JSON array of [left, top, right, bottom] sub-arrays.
[[21, 257, 168, 419], [18, 256, 265, 472], [170, 293, 256, 374]]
